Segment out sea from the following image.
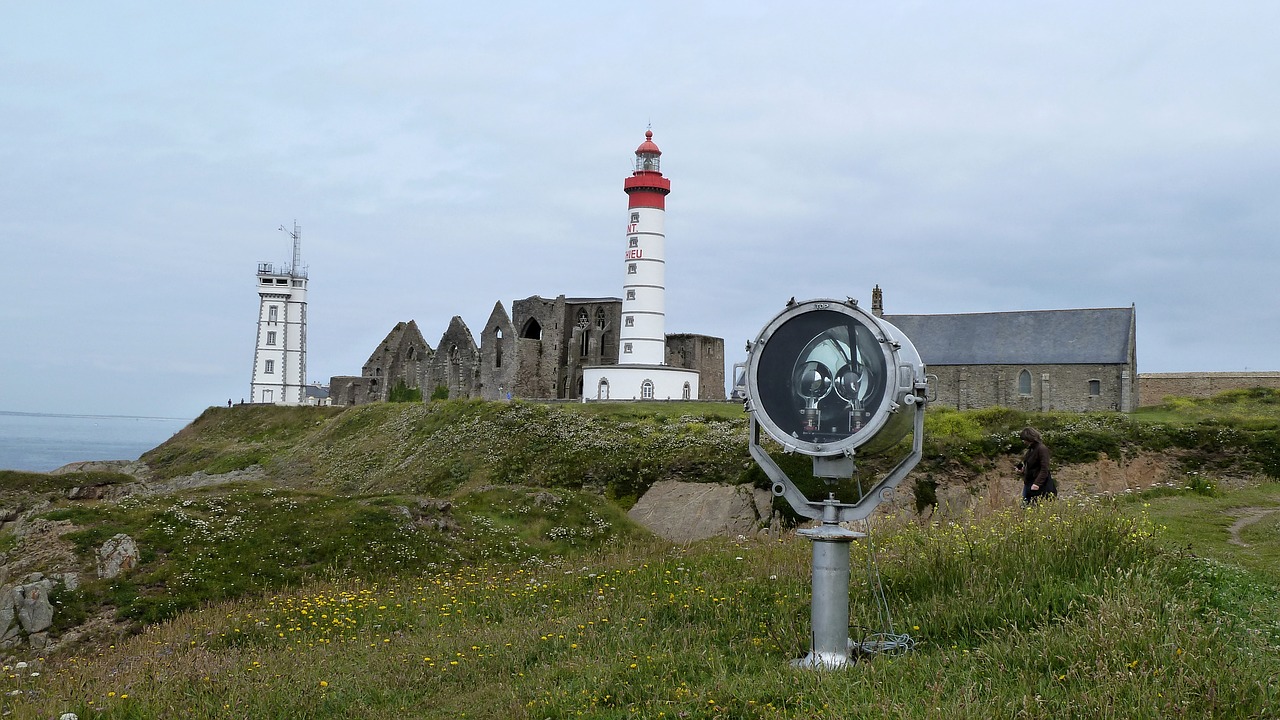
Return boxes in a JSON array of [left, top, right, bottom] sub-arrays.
[[0, 411, 192, 473]]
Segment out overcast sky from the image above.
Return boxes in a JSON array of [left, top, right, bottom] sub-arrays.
[[3, 2, 1277, 419]]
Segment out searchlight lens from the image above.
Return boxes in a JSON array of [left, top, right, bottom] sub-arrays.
[[755, 309, 888, 446]]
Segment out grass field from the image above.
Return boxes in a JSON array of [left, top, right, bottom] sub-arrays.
[[4, 392, 1279, 718]]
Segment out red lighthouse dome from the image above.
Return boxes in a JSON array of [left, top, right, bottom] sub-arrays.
[[624, 129, 671, 208]]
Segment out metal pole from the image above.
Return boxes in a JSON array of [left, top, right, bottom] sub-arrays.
[[794, 511, 864, 669]]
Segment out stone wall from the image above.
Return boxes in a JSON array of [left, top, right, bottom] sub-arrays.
[[479, 302, 516, 400], [424, 317, 481, 399], [512, 296, 566, 398], [360, 320, 429, 402], [1138, 372, 1280, 407], [665, 333, 726, 400], [928, 364, 1136, 413], [328, 376, 374, 406], [332, 294, 726, 405]]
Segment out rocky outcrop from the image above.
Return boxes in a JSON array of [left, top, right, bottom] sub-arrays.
[[96, 534, 139, 579], [0, 574, 59, 649], [630, 451, 1190, 540], [628, 481, 773, 542], [63, 464, 266, 503]]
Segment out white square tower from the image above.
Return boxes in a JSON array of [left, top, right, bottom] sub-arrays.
[[249, 223, 308, 405]]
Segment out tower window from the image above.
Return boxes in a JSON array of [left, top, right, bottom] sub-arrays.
[[624, 343, 633, 354], [625, 316, 634, 327], [627, 263, 637, 275], [631, 212, 639, 222], [266, 331, 276, 346], [264, 360, 275, 374], [629, 237, 638, 248], [268, 305, 279, 322], [626, 290, 636, 300]]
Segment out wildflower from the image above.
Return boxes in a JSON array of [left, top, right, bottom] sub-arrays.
[[319, 681, 329, 688]]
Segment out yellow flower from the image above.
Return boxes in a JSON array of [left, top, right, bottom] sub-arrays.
[[319, 680, 329, 688]]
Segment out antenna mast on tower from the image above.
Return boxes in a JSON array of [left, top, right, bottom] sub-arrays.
[[279, 221, 302, 277]]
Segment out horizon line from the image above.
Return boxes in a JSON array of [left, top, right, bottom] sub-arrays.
[[0, 410, 191, 422]]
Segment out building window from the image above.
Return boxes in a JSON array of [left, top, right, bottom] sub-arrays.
[[627, 263, 637, 275], [625, 316, 634, 327], [626, 289, 636, 300], [577, 308, 589, 328], [264, 360, 275, 374], [521, 318, 542, 340], [624, 343, 633, 354], [1088, 379, 1101, 396], [268, 305, 279, 322], [597, 378, 610, 400], [580, 329, 590, 357], [1018, 369, 1032, 396], [641, 380, 654, 399], [631, 212, 639, 223], [682, 382, 691, 400], [266, 331, 276, 346], [629, 237, 639, 248], [595, 308, 606, 329], [494, 327, 503, 368]]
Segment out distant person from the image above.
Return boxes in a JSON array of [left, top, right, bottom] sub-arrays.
[[227, 399, 232, 408], [1016, 426, 1056, 504]]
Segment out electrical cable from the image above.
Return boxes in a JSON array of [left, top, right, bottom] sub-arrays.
[[853, 513, 915, 655]]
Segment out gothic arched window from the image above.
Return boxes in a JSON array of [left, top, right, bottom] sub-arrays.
[[1018, 369, 1032, 396]]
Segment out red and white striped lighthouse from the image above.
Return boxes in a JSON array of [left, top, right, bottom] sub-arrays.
[[583, 129, 700, 401], [618, 130, 672, 365]]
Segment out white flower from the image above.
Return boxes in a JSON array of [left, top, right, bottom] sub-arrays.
[[14, 662, 26, 670], [61, 714, 80, 720]]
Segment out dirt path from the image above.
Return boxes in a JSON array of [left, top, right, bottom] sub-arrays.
[[1226, 506, 1280, 547]]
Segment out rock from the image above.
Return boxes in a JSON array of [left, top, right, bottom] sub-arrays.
[[96, 534, 140, 579], [628, 481, 772, 542], [51, 572, 79, 591], [14, 580, 54, 633], [0, 589, 15, 642]]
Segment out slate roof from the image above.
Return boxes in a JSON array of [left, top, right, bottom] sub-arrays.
[[883, 307, 1134, 366]]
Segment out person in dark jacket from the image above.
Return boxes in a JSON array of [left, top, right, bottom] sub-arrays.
[[1016, 426, 1056, 504]]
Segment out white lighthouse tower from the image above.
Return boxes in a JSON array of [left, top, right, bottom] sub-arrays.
[[583, 130, 699, 401], [249, 222, 308, 405]]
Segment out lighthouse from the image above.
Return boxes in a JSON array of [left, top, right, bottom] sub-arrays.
[[583, 130, 699, 401], [619, 129, 671, 365], [249, 222, 308, 405]]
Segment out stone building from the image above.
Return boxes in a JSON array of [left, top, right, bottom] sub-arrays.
[[874, 288, 1139, 413], [329, 294, 725, 404], [329, 320, 428, 405]]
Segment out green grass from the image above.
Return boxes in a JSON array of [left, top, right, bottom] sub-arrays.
[[37, 482, 636, 626], [7, 387, 1280, 718], [12, 494, 1280, 719]]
